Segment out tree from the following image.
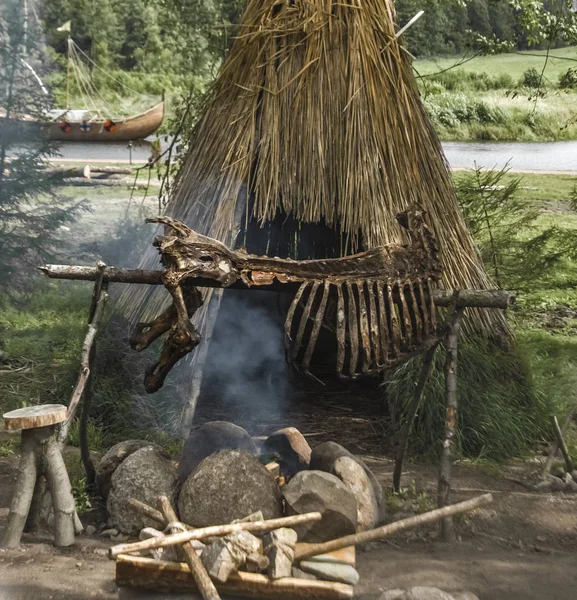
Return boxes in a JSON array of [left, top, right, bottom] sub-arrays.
[[0, 0, 85, 288]]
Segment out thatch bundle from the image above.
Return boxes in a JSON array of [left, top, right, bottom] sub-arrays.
[[123, 0, 503, 332]]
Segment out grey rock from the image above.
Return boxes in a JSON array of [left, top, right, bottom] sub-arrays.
[[245, 552, 270, 573], [566, 479, 577, 493], [407, 587, 455, 600], [299, 560, 360, 585], [379, 591, 407, 600], [178, 421, 257, 483], [107, 446, 178, 535], [262, 528, 298, 549], [85, 525, 96, 536], [261, 427, 312, 477], [333, 456, 379, 531], [571, 470, 577, 483], [546, 474, 568, 492], [96, 440, 168, 500], [534, 480, 553, 493], [452, 593, 480, 600], [282, 470, 357, 542], [202, 531, 261, 583], [179, 450, 283, 527], [292, 566, 318, 580], [310, 441, 385, 524], [263, 528, 298, 580]]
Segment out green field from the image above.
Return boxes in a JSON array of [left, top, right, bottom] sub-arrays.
[[416, 46, 577, 81], [414, 47, 577, 142]]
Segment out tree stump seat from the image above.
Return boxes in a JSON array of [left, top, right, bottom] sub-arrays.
[[1, 404, 76, 548]]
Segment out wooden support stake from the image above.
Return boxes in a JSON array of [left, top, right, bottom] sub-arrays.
[[294, 493, 492, 560], [109, 512, 322, 559], [437, 301, 465, 543], [392, 343, 439, 492], [541, 407, 577, 478], [552, 415, 575, 474], [116, 554, 354, 599], [158, 495, 221, 600]]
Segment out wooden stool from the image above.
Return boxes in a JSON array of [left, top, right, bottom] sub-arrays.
[[2, 404, 76, 548]]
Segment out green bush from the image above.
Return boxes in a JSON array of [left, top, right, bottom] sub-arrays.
[[559, 68, 577, 89], [385, 337, 549, 461], [521, 67, 542, 89]]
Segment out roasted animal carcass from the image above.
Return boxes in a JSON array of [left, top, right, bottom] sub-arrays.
[[131, 205, 442, 392]]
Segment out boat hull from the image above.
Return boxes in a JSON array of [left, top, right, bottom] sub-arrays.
[[45, 102, 164, 142]]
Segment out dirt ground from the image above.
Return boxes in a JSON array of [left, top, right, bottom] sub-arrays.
[[2, 449, 577, 600]]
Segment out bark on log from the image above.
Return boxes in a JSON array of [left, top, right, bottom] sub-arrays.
[[392, 343, 439, 492], [126, 498, 166, 526], [1, 429, 38, 547], [116, 554, 354, 599], [44, 433, 76, 547], [109, 512, 323, 559], [552, 415, 575, 474], [437, 306, 465, 543], [294, 493, 493, 560], [39, 265, 515, 309], [158, 496, 221, 600]]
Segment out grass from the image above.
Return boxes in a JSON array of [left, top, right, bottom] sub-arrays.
[[416, 47, 577, 81], [415, 47, 577, 141]]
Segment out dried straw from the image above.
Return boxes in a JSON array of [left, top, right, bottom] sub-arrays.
[[119, 0, 505, 334]]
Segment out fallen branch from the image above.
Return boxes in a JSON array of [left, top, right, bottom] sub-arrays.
[[552, 415, 575, 474], [158, 496, 221, 600], [541, 407, 577, 478], [126, 498, 166, 527], [57, 275, 108, 446], [109, 512, 322, 559], [294, 493, 493, 560], [115, 554, 354, 599], [39, 265, 515, 309]]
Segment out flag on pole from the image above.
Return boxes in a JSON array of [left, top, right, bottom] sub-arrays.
[[57, 21, 71, 33]]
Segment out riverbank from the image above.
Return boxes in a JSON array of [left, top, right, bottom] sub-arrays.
[[415, 47, 577, 142]]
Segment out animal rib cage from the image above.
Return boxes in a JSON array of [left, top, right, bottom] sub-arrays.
[[286, 277, 437, 379], [130, 205, 442, 392]]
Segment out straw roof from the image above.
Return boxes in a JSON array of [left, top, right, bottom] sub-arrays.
[[125, 0, 505, 332]]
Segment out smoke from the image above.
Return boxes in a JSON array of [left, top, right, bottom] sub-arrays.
[[199, 290, 290, 432]]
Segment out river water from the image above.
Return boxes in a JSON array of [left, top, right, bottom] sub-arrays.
[[54, 139, 577, 173]]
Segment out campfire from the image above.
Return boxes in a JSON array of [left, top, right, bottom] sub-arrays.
[[101, 423, 492, 599]]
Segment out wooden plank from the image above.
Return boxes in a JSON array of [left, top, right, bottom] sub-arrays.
[[116, 554, 354, 599]]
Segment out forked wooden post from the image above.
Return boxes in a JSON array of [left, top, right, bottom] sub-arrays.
[[1, 405, 76, 548], [437, 301, 465, 542]]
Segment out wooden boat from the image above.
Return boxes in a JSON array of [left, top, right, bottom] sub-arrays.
[[43, 101, 165, 142]]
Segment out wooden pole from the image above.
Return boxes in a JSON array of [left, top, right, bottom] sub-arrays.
[[294, 493, 493, 561], [541, 407, 576, 478], [158, 496, 221, 600], [392, 343, 439, 492], [437, 304, 465, 542], [109, 512, 323, 559], [39, 265, 516, 309], [552, 415, 575, 474], [126, 498, 166, 526], [116, 554, 354, 599]]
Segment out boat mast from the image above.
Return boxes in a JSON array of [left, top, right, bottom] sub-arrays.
[[65, 35, 71, 111]]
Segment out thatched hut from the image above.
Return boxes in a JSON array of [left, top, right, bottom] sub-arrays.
[[123, 0, 505, 434]]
